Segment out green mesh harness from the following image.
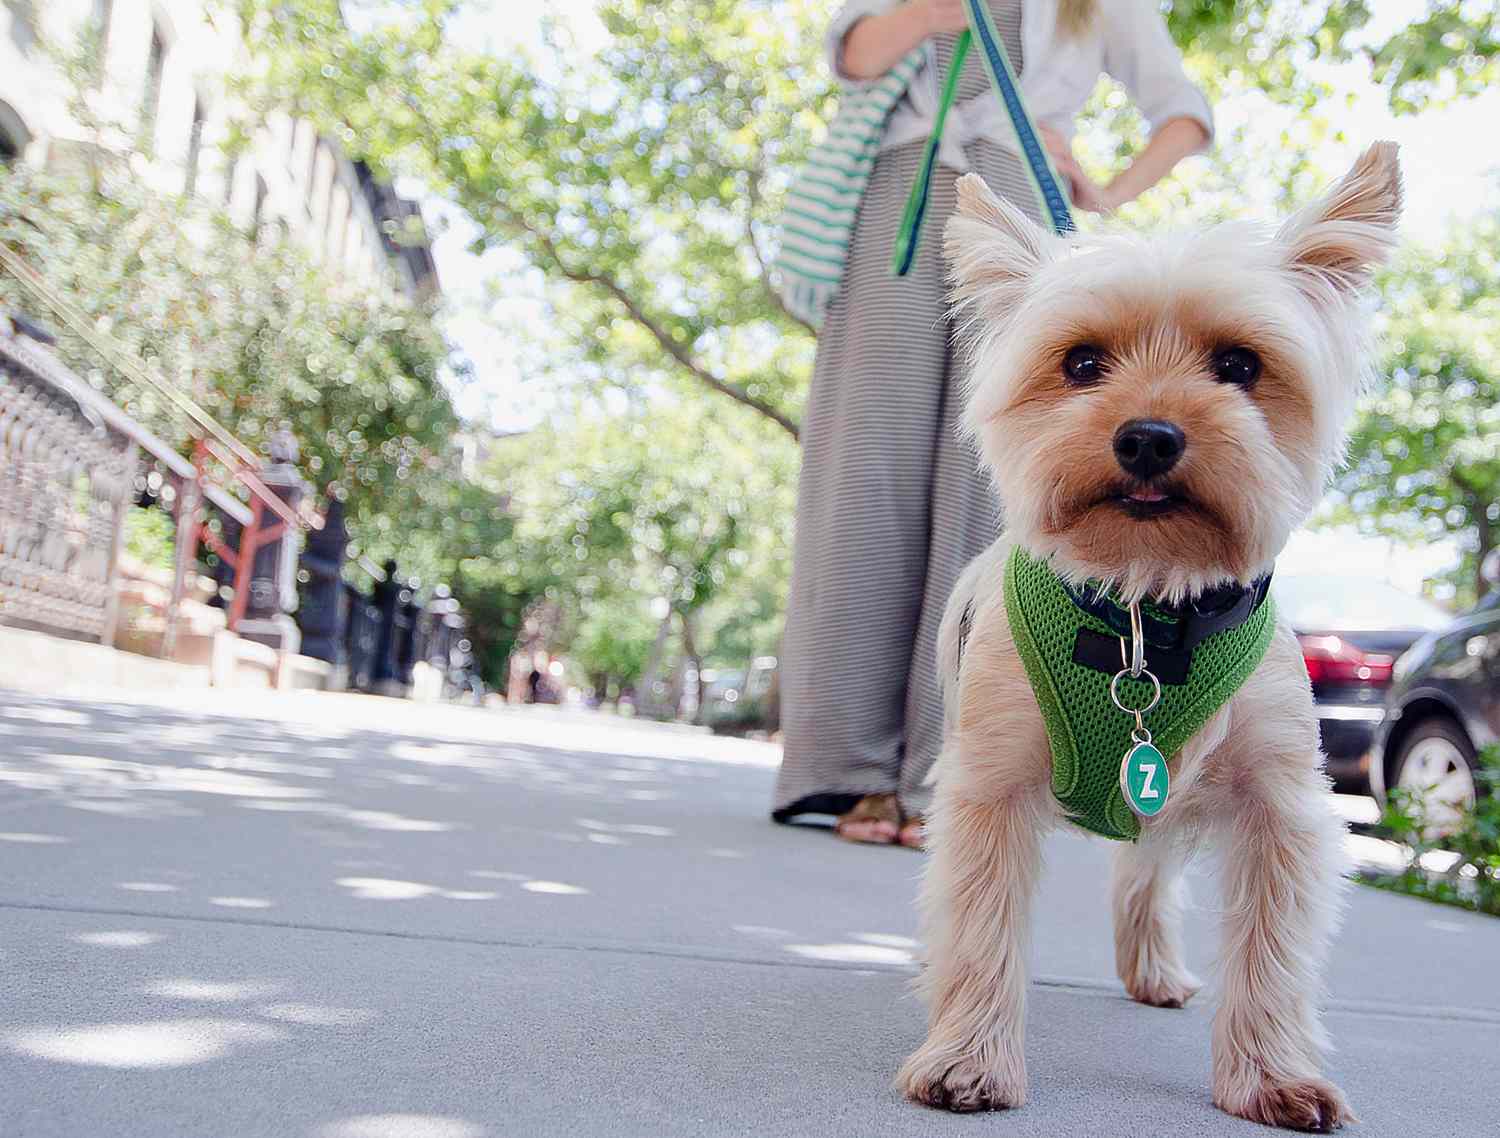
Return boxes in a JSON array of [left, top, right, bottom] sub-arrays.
[[998, 548, 1277, 841]]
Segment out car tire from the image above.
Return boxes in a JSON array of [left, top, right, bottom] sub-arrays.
[[1390, 717, 1479, 834]]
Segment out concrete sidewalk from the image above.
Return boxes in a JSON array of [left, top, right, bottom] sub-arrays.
[[1, 690, 1496, 1137]]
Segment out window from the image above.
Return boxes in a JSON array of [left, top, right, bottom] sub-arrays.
[[141, 24, 166, 152], [183, 98, 205, 197]]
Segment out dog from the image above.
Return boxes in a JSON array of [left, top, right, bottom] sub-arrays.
[[898, 142, 1402, 1131]]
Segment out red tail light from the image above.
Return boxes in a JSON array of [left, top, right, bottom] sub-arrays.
[[1298, 634, 1395, 686]]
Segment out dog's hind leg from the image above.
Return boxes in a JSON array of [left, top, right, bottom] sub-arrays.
[[1210, 765, 1354, 1132], [896, 780, 1049, 1113], [1112, 836, 1201, 1009]]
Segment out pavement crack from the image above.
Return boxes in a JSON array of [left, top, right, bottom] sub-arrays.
[[5, 899, 1499, 1029]]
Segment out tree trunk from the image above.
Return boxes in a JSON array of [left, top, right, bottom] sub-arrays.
[[638, 610, 674, 718], [1476, 500, 1495, 601], [679, 610, 704, 726]]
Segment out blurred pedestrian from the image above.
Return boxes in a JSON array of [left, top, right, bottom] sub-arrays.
[[774, 0, 1213, 846]]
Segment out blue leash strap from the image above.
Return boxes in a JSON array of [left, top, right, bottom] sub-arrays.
[[963, 0, 1074, 235], [892, 0, 1075, 276]]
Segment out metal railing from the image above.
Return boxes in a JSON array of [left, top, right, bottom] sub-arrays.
[[0, 324, 136, 642]]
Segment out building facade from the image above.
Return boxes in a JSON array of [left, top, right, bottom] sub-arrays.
[[0, 0, 436, 297]]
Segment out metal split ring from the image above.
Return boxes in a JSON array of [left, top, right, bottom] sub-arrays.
[[1110, 667, 1161, 717], [1128, 601, 1145, 677]]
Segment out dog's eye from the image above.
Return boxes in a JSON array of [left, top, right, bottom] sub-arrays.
[[1062, 345, 1107, 386], [1211, 347, 1261, 387]]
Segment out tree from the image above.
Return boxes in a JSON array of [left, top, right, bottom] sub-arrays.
[[231, 0, 1500, 700], [486, 394, 796, 705], [1337, 209, 1500, 603], [0, 167, 463, 573], [241, 0, 1497, 441]]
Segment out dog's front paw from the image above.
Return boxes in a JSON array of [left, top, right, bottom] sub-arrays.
[[1216, 1076, 1356, 1133], [1124, 967, 1202, 1009], [897, 1045, 1025, 1113]]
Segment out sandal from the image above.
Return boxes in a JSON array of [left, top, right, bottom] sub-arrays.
[[833, 792, 901, 845], [897, 814, 927, 850]]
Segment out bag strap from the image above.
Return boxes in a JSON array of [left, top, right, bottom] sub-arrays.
[[892, 0, 1075, 276]]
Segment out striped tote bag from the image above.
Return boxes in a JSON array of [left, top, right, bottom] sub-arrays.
[[773, 51, 923, 330]]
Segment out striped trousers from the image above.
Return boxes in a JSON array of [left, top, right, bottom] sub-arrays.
[[773, 137, 1041, 821]]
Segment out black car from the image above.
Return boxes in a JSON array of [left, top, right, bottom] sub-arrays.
[[1373, 587, 1500, 826], [1273, 575, 1451, 791]]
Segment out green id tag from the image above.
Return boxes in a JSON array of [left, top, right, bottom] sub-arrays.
[[1120, 741, 1169, 818]]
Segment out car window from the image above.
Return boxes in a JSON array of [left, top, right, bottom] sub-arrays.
[[1273, 576, 1450, 631]]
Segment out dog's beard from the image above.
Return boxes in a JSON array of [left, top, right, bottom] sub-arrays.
[[1001, 453, 1298, 604]]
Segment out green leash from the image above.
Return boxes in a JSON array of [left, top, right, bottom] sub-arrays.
[[890, 29, 972, 276], [892, 0, 1076, 276]]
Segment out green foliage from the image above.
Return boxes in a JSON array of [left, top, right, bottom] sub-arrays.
[[123, 505, 176, 573], [1336, 210, 1500, 603], [488, 396, 796, 689], [230, 0, 1500, 696], [1362, 746, 1500, 917], [237, 0, 1499, 441], [0, 167, 461, 573]]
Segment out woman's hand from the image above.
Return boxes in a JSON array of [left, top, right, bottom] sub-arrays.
[[919, 0, 970, 35], [1040, 126, 1121, 214], [841, 0, 966, 80]]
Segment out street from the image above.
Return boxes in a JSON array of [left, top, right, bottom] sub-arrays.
[[1, 690, 1497, 1137]]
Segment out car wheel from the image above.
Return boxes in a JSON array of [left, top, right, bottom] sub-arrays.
[[1391, 717, 1478, 836]]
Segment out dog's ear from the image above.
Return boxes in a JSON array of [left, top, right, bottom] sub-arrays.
[[1278, 141, 1402, 297], [946, 173, 1053, 324]]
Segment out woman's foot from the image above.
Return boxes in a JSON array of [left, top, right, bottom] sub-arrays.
[[834, 793, 901, 845], [897, 815, 926, 850]]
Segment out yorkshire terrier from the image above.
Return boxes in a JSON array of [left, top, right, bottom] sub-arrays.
[[899, 143, 1402, 1131]]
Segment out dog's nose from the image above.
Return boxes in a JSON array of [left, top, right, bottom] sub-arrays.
[[1113, 419, 1185, 480]]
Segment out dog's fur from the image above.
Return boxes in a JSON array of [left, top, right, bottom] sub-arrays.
[[898, 143, 1402, 1131]]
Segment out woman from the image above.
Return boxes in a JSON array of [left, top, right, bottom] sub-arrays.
[[773, 0, 1214, 846]]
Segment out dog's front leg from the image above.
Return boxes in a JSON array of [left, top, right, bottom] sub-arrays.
[[897, 778, 1048, 1113], [1112, 836, 1201, 1009], [1211, 768, 1354, 1131]]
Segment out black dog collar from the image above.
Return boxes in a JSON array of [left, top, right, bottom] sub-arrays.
[[1062, 572, 1274, 686], [955, 566, 1274, 687]]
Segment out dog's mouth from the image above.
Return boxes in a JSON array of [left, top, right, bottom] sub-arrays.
[[1104, 483, 1191, 520]]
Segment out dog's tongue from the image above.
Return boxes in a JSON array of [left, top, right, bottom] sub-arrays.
[[1128, 490, 1168, 503]]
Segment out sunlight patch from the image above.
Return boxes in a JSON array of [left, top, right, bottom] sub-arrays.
[[209, 897, 274, 910], [854, 933, 920, 949], [257, 1004, 375, 1027], [786, 943, 915, 966], [0, 832, 70, 844], [520, 880, 588, 895], [145, 979, 278, 1002], [73, 931, 162, 948], [5, 1018, 281, 1068], [117, 882, 179, 893], [577, 818, 674, 837], [733, 924, 792, 938], [342, 809, 454, 833], [337, 877, 496, 902], [3, 705, 89, 726], [316, 1114, 486, 1138]]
